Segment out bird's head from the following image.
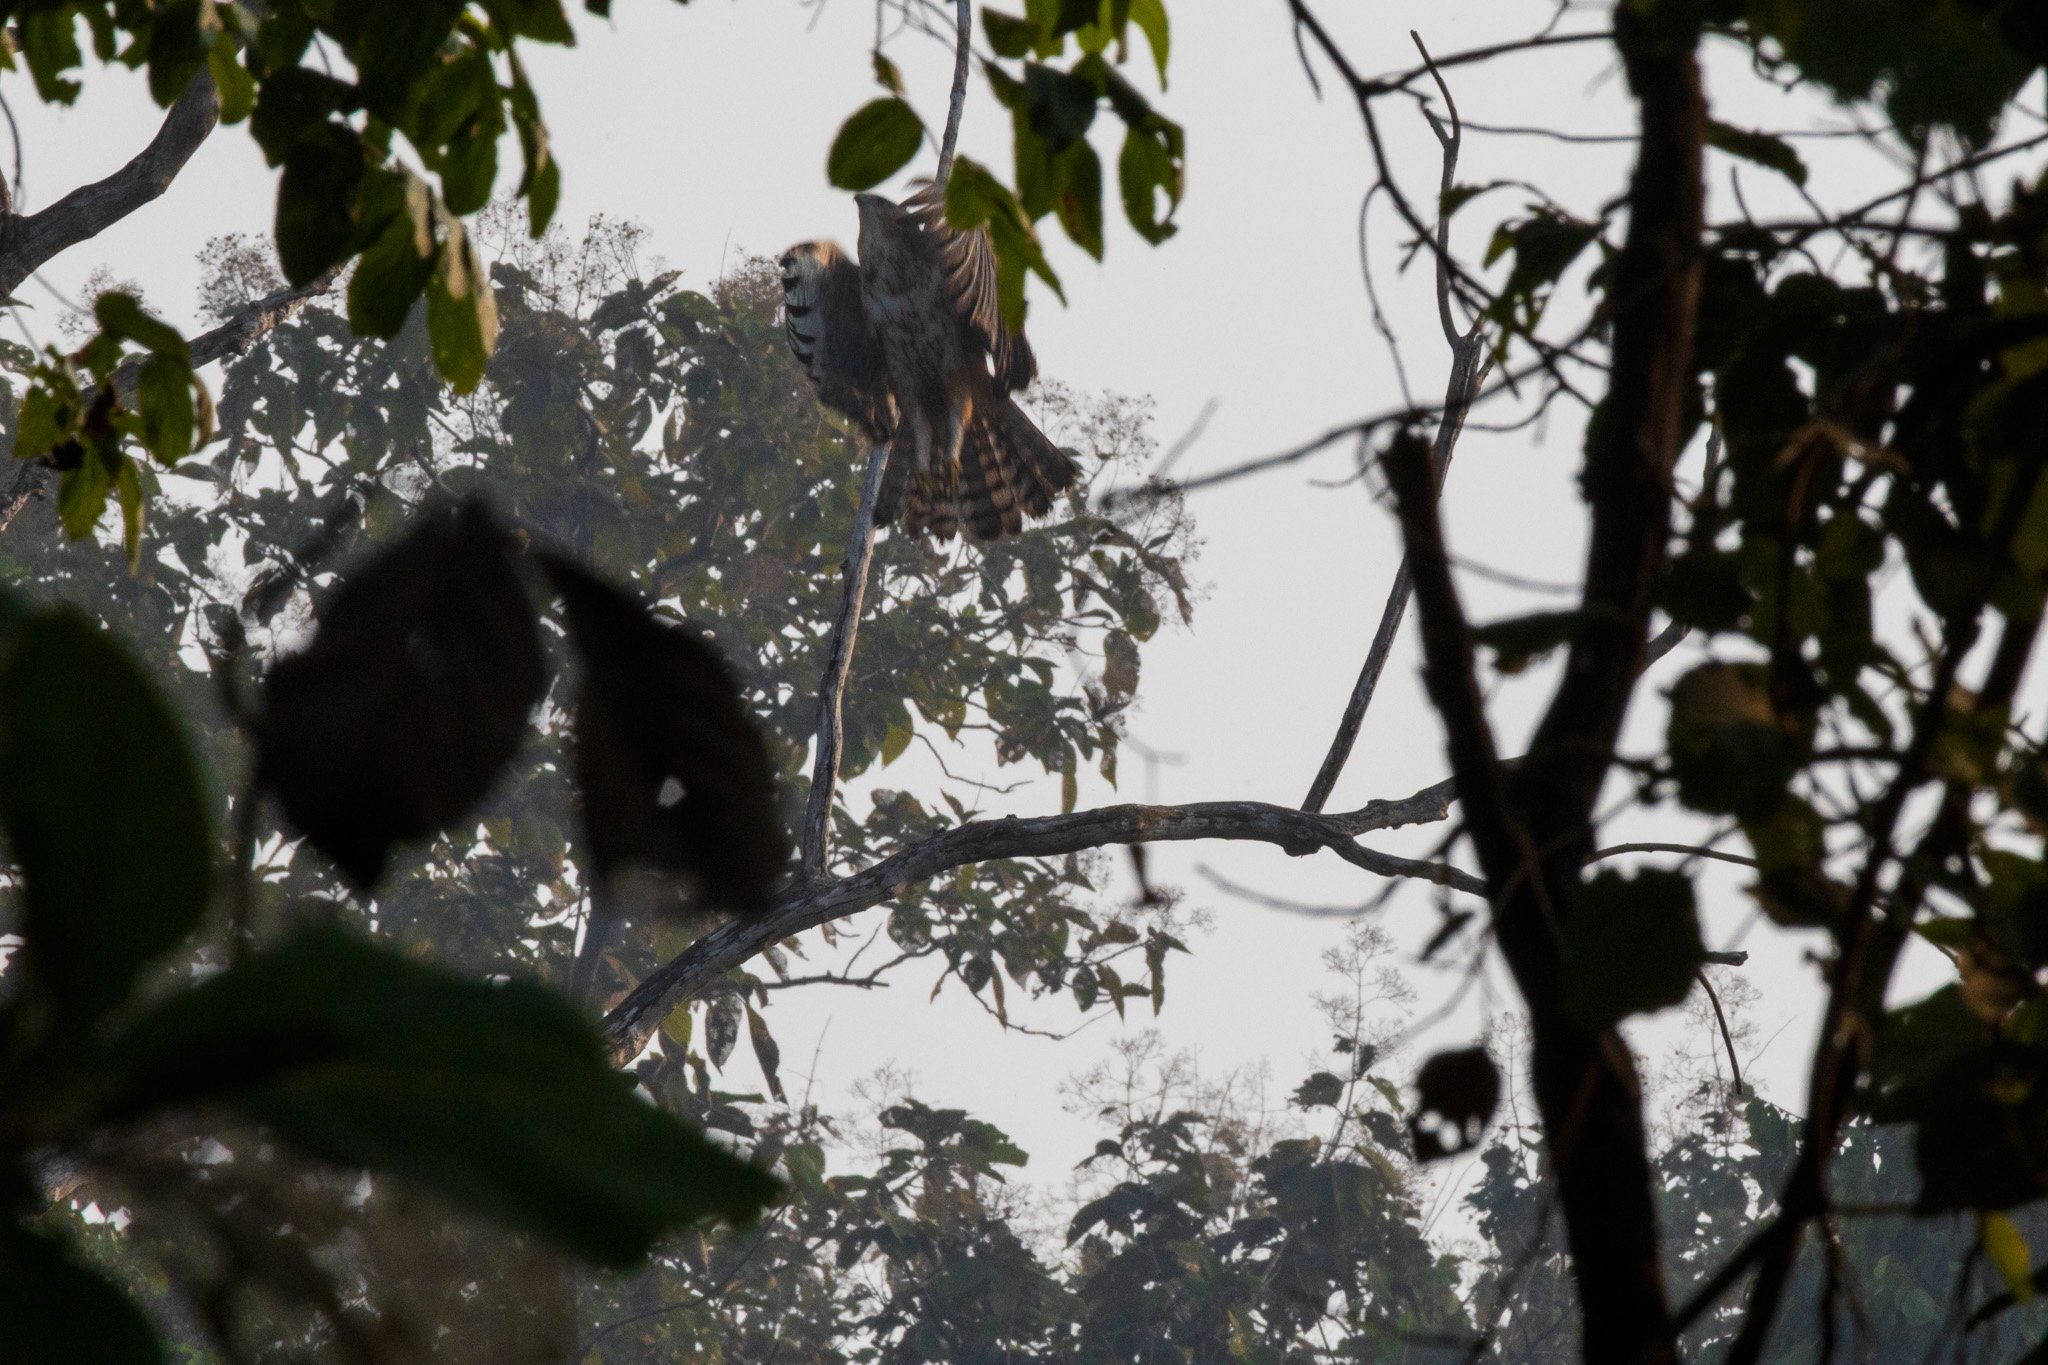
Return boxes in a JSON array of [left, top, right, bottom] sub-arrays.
[[854, 192, 913, 247]]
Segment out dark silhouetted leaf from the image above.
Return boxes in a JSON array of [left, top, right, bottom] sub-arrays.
[[747, 1003, 785, 1103], [96, 924, 778, 1264], [348, 180, 435, 338], [544, 556, 789, 911], [1667, 661, 1802, 820], [0, 1225, 164, 1363], [1562, 867, 1704, 1029], [276, 123, 368, 285], [1292, 1071, 1344, 1109], [1408, 1046, 1499, 1162], [0, 606, 212, 1027], [1706, 119, 1809, 186], [706, 991, 741, 1069], [1473, 607, 1614, 675], [256, 501, 544, 887], [826, 97, 923, 191]]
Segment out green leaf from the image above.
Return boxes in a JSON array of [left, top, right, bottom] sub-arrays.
[[1472, 607, 1613, 675], [0, 607, 213, 1027], [426, 223, 499, 393], [506, 53, 559, 235], [983, 10, 1039, 59], [0, 1224, 164, 1363], [947, 155, 1064, 327], [276, 124, 369, 286], [1127, 0, 1169, 84], [114, 454, 143, 570], [826, 98, 924, 191], [1117, 123, 1178, 244], [1706, 119, 1808, 186], [880, 709, 913, 767], [93, 293, 189, 362], [1667, 662, 1803, 820], [98, 924, 780, 1265], [1053, 140, 1104, 259], [1562, 867, 1704, 1029], [872, 48, 905, 96], [208, 31, 256, 125], [349, 184, 436, 338], [1985, 1212, 2036, 1303], [482, 0, 576, 43], [134, 354, 196, 464], [56, 449, 115, 542]]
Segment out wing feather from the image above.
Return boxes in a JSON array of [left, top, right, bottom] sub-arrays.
[[779, 241, 896, 443], [902, 182, 1036, 394]]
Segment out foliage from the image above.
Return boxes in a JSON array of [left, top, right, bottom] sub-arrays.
[[0, 560, 779, 1359], [0, 0, 1181, 565], [0, 200, 1196, 1354]]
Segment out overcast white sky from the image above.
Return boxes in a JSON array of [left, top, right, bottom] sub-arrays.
[[11, 1, 2041, 1216]]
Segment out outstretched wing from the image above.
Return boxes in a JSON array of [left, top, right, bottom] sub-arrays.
[[779, 241, 896, 444], [901, 181, 1036, 394]]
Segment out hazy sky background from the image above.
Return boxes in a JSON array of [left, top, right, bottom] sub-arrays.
[[9, 1, 2041, 1218]]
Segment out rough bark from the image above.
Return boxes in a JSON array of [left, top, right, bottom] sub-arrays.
[[603, 780, 1461, 1063], [0, 70, 220, 301]]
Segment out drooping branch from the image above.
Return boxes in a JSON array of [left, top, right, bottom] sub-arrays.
[[797, 0, 975, 879], [605, 779, 1463, 1064], [0, 70, 220, 300]]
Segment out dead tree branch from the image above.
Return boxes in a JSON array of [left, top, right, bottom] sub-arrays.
[[800, 442, 890, 876], [0, 70, 219, 299], [605, 779, 1462, 1063], [1302, 32, 1492, 814]]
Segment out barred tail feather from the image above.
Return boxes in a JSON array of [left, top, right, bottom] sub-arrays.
[[992, 398, 1078, 519], [960, 414, 1024, 541]]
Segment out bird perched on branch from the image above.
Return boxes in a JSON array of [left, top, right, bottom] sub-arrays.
[[779, 183, 1078, 542]]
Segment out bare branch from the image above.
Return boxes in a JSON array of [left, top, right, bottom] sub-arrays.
[[1301, 36, 1492, 816], [799, 442, 890, 877], [603, 780, 1462, 1063], [0, 70, 220, 299], [934, 0, 971, 185]]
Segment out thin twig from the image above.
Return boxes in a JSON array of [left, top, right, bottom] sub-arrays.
[[800, 442, 891, 877], [934, 0, 971, 185], [1697, 968, 1745, 1095], [1301, 33, 1490, 815]]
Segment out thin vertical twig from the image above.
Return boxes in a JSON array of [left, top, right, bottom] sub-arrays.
[[935, 0, 972, 185], [801, 443, 892, 878], [799, 0, 975, 879], [1302, 32, 1490, 815]]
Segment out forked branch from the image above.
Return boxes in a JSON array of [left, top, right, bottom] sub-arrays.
[[605, 778, 1463, 1063]]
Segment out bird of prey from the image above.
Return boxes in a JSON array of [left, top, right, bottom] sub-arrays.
[[779, 183, 1077, 542]]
